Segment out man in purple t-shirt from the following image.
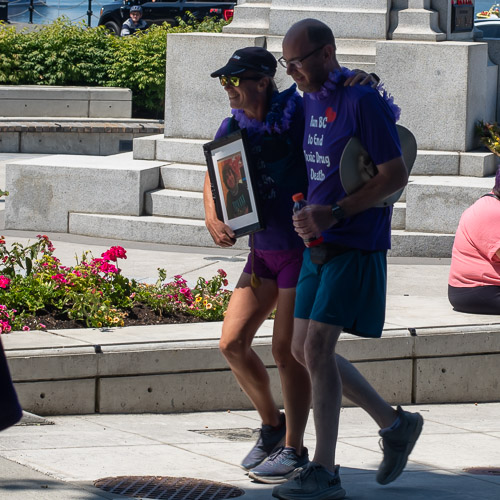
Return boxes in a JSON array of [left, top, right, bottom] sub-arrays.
[[272, 19, 423, 500]]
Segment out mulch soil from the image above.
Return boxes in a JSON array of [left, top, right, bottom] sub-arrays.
[[22, 303, 204, 330]]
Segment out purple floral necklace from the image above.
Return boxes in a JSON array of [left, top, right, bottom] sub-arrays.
[[231, 84, 301, 136], [309, 67, 401, 121]]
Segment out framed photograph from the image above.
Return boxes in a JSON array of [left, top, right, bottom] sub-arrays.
[[203, 129, 264, 238]]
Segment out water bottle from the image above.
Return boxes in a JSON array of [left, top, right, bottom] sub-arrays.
[[292, 193, 324, 247]]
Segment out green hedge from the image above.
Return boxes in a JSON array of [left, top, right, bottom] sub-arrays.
[[0, 15, 227, 118]]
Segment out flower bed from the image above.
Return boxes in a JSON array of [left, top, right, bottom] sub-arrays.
[[0, 235, 231, 333]]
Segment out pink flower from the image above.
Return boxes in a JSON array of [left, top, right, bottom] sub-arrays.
[[22, 326, 30, 331], [0, 276, 10, 289], [101, 246, 127, 262], [218, 269, 227, 278], [39, 323, 46, 329]]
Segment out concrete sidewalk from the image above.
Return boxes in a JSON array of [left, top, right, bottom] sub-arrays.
[[1, 153, 499, 499], [1, 404, 500, 499]]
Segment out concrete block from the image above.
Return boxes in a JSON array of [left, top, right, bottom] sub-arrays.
[[0, 86, 91, 100], [160, 164, 207, 191], [8, 352, 97, 382], [14, 379, 96, 415], [459, 150, 498, 177], [415, 354, 500, 403], [376, 41, 491, 152], [391, 202, 406, 230], [88, 87, 132, 101], [5, 154, 161, 232], [348, 359, 413, 406], [89, 100, 131, 119], [223, 0, 271, 34], [406, 176, 494, 233], [412, 150, 459, 176], [0, 86, 132, 119], [1, 100, 89, 118], [156, 137, 207, 164], [133, 134, 162, 160], [145, 189, 204, 218], [414, 328, 500, 358], [268, 0, 389, 38], [21, 132, 100, 155], [68, 213, 248, 250], [391, 3, 445, 41], [337, 334, 413, 363], [0, 132, 20, 152], [98, 132, 133, 156], [165, 33, 266, 139], [390, 230, 454, 258], [96, 345, 228, 377], [97, 368, 282, 413]]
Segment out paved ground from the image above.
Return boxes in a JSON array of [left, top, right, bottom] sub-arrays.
[[1, 152, 499, 499], [1, 404, 500, 499]]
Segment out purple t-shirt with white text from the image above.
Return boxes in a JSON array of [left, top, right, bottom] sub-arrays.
[[303, 83, 401, 250]]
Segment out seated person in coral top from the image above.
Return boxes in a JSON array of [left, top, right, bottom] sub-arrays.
[[448, 168, 500, 314]]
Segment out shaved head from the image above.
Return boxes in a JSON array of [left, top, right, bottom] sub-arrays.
[[284, 19, 335, 50], [282, 18, 338, 93]]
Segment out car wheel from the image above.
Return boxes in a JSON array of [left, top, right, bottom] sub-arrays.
[[104, 20, 120, 35]]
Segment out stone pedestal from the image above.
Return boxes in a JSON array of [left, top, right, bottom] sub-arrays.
[[376, 40, 496, 151], [164, 33, 266, 140]]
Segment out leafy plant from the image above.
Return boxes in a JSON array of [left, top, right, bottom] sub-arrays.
[[0, 236, 232, 332], [476, 120, 500, 157], [0, 15, 229, 117]]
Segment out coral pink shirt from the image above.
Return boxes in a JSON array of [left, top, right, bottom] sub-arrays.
[[449, 194, 500, 287]]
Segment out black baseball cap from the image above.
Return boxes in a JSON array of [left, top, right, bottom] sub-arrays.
[[130, 5, 143, 13], [210, 47, 277, 78]]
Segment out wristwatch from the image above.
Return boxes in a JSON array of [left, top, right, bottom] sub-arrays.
[[331, 204, 346, 222]]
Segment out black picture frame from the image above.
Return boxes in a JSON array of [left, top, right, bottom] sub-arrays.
[[203, 129, 264, 238]]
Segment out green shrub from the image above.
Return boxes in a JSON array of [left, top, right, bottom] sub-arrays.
[[0, 14, 228, 117], [0, 236, 232, 331]]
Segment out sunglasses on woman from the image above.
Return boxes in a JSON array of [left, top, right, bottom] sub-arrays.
[[219, 75, 263, 87]]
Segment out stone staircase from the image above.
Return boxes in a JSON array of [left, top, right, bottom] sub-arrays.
[[47, 132, 495, 258]]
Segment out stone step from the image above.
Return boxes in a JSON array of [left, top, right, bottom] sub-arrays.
[[145, 189, 204, 219], [392, 202, 406, 230], [406, 175, 495, 234], [68, 213, 248, 250], [134, 137, 497, 179], [223, 2, 271, 34], [160, 163, 206, 192], [390, 230, 454, 258], [67, 211, 457, 258]]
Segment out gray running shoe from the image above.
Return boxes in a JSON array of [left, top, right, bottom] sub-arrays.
[[241, 413, 286, 470], [376, 405, 424, 485], [249, 446, 309, 484], [272, 463, 346, 500]]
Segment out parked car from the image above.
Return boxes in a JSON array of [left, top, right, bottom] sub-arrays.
[[98, 0, 235, 35], [475, 17, 500, 37]]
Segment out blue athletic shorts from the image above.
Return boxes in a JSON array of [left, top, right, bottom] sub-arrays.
[[294, 248, 387, 338]]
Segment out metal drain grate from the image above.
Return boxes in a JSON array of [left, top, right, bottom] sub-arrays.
[[94, 476, 245, 499], [463, 467, 500, 476]]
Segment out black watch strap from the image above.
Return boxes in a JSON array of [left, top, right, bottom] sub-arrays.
[[331, 204, 346, 221]]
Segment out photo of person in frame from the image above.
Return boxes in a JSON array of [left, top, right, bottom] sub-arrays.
[[219, 154, 253, 220]]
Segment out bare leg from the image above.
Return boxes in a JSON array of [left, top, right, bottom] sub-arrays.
[[303, 319, 343, 472], [220, 272, 280, 425], [272, 288, 311, 453], [337, 354, 397, 429]]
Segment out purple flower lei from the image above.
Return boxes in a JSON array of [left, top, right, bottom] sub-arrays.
[[231, 84, 301, 136], [309, 67, 401, 122]]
